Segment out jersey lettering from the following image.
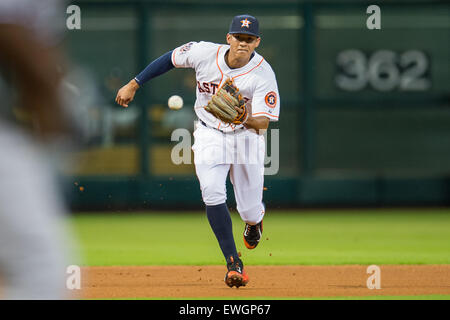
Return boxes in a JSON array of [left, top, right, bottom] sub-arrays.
[[197, 81, 205, 93], [210, 83, 219, 95], [197, 81, 219, 95], [203, 82, 211, 93]]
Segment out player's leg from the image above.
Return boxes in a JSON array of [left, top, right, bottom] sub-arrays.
[[193, 123, 248, 287], [229, 165, 265, 225], [195, 162, 238, 257], [230, 132, 265, 250], [0, 125, 73, 299], [195, 162, 249, 287]]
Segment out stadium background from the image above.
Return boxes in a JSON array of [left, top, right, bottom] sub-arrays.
[[64, 0, 449, 210], [53, 0, 450, 300]]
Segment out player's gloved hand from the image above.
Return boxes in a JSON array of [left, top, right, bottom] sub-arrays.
[[115, 79, 140, 108], [204, 78, 249, 125]]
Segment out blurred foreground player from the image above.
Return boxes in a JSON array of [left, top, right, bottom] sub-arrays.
[[0, 0, 77, 299]]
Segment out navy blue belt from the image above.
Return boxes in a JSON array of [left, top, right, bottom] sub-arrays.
[[199, 120, 245, 134]]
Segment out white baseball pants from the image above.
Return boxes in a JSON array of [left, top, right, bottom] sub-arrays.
[[192, 122, 265, 224]]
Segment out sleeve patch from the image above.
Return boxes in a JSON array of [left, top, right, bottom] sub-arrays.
[[264, 91, 277, 108], [179, 42, 194, 54]]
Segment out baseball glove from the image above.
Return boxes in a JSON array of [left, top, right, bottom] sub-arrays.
[[204, 78, 249, 125]]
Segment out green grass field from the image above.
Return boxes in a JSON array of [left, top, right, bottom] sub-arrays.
[[70, 208, 450, 300], [71, 208, 450, 266]]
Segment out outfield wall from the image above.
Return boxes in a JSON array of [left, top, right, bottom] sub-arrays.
[[65, 0, 450, 209], [67, 176, 450, 210]]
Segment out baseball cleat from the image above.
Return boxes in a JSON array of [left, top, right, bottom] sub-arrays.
[[243, 221, 263, 249], [224, 256, 249, 288]]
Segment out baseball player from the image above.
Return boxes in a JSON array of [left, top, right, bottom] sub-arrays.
[[116, 14, 280, 288], [0, 0, 77, 299]]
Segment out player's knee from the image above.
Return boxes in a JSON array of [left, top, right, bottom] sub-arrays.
[[201, 185, 226, 206]]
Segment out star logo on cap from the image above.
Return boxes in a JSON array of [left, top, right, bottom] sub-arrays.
[[240, 18, 251, 28]]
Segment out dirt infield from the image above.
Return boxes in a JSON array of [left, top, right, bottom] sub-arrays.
[[79, 265, 450, 299]]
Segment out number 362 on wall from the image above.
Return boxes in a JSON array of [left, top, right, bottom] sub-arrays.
[[335, 49, 430, 92]]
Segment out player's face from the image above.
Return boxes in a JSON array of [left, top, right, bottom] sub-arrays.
[[227, 33, 260, 60]]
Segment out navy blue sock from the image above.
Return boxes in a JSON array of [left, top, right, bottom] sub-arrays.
[[206, 203, 239, 262]]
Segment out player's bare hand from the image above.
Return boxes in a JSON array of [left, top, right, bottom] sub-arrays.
[[115, 79, 140, 108]]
